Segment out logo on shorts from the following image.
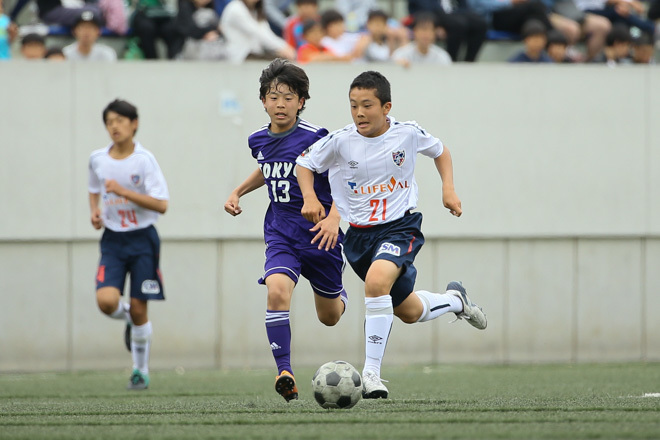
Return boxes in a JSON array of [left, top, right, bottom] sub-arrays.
[[131, 174, 141, 185], [376, 243, 401, 257], [392, 150, 405, 167], [141, 280, 160, 294]]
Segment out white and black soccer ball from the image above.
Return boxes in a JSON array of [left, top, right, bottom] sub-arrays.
[[312, 360, 362, 409]]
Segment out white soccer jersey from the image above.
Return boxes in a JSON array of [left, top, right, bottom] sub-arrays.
[[297, 116, 443, 226], [88, 142, 169, 232]]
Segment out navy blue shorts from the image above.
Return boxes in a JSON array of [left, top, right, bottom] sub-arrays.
[[344, 212, 425, 307], [258, 232, 346, 298], [96, 225, 165, 301]]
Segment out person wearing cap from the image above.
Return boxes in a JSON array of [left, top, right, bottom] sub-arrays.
[[508, 19, 553, 62], [63, 10, 117, 61]]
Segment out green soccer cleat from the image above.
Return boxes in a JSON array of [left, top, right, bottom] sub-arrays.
[[127, 369, 149, 390]]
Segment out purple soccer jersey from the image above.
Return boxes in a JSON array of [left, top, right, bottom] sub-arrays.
[[249, 118, 345, 295]]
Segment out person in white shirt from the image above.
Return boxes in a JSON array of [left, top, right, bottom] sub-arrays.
[[63, 10, 117, 61], [296, 70, 486, 399], [88, 99, 169, 390], [392, 12, 452, 66], [220, 0, 295, 63]]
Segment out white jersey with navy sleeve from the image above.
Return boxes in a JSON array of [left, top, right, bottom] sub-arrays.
[[296, 116, 443, 226], [88, 142, 169, 232]]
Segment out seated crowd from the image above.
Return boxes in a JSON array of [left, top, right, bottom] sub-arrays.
[[1, 0, 658, 63]]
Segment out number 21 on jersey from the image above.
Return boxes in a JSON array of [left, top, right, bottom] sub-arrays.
[[369, 198, 387, 222]]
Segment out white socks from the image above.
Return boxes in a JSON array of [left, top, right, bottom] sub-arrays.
[[415, 290, 463, 323], [363, 296, 393, 378], [109, 301, 131, 323], [131, 321, 152, 375]]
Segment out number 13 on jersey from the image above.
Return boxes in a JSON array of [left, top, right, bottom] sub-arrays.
[[369, 199, 387, 222]]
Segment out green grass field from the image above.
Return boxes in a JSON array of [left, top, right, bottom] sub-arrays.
[[1, 363, 659, 440]]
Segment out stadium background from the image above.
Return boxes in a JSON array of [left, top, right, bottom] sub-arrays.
[[1, 62, 659, 372]]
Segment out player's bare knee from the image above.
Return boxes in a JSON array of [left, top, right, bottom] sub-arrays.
[[318, 311, 341, 326], [394, 309, 418, 324]]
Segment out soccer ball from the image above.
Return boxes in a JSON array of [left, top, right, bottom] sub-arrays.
[[311, 360, 362, 409]]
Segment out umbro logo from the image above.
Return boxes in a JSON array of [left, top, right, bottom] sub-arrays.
[[257, 151, 264, 160], [348, 160, 358, 169], [270, 342, 282, 350], [368, 335, 383, 344]]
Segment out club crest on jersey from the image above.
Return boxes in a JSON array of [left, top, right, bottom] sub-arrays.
[[392, 150, 405, 167], [131, 174, 141, 185], [376, 242, 401, 257]]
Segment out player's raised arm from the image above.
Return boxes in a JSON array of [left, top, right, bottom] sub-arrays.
[[224, 168, 266, 216], [296, 164, 325, 224], [434, 145, 462, 217]]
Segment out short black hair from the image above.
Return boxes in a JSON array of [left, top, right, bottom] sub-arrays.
[[320, 9, 344, 30], [103, 99, 139, 126], [302, 19, 320, 35], [546, 29, 567, 47], [411, 12, 436, 29], [259, 58, 311, 115], [521, 19, 547, 39], [295, 0, 317, 5], [21, 33, 45, 47], [633, 32, 654, 47], [350, 71, 391, 106], [606, 24, 632, 46], [367, 9, 388, 22], [44, 46, 64, 58]]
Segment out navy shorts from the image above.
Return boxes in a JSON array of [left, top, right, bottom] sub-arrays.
[[259, 232, 346, 298], [343, 212, 425, 307], [96, 225, 165, 301]]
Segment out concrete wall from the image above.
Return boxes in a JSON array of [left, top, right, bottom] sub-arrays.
[[0, 62, 658, 372]]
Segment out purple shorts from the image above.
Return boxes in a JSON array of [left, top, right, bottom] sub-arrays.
[[258, 234, 345, 298]]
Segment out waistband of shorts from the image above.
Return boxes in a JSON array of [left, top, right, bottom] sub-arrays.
[[349, 211, 411, 229]]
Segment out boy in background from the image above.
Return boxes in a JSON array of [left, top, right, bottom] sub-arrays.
[[63, 10, 117, 61], [297, 19, 350, 62], [283, 0, 319, 49], [508, 19, 552, 63], [392, 12, 452, 66]]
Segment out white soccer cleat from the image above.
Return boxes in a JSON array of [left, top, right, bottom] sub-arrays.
[[362, 371, 388, 399], [447, 281, 487, 330]]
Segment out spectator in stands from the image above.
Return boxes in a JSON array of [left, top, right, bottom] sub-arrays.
[[264, 0, 293, 35], [545, 28, 573, 61], [175, 0, 225, 60], [408, 0, 487, 62], [335, 0, 409, 45], [9, 0, 103, 30], [45, 46, 65, 59], [467, 0, 554, 37], [542, 0, 610, 61], [592, 23, 631, 64], [353, 9, 397, 63], [131, 0, 182, 59], [220, 0, 295, 63], [297, 18, 349, 62], [508, 18, 553, 61], [1, 1, 18, 60], [392, 12, 452, 66], [319, 8, 361, 58], [283, 0, 318, 49], [648, 0, 660, 21], [631, 32, 654, 63], [574, 0, 655, 38], [63, 10, 117, 60], [20, 32, 46, 58]]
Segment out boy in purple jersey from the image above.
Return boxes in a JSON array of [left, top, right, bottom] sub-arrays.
[[296, 71, 487, 399], [224, 58, 348, 402]]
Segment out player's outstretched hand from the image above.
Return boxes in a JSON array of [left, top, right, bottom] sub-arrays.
[[301, 197, 326, 224], [443, 188, 462, 217], [310, 215, 339, 251], [224, 194, 242, 216], [91, 208, 103, 230]]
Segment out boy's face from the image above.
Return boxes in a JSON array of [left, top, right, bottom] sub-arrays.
[[262, 82, 303, 133], [613, 41, 631, 59], [633, 44, 653, 63], [297, 4, 317, 20], [74, 22, 101, 45], [21, 42, 46, 59], [547, 43, 566, 62], [303, 25, 323, 46], [413, 22, 436, 49], [349, 87, 391, 138], [325, 20, 345, 39], [366, 17, 387, 39], [525, 34, 546, 55], [105, 111, 138, 144]]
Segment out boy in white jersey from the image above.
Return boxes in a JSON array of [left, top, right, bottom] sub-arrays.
[[296, 71, 487, 399], [88, 99, 169, 390]]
